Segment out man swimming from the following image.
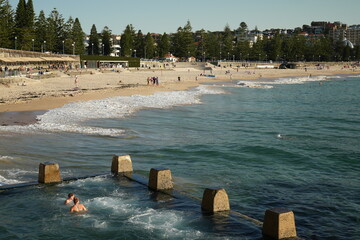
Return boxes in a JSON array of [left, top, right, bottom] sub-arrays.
[[64, 193, 75, 204], [70, 197, 88, 213]]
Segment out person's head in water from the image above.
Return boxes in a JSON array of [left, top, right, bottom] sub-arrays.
[[64, 193, 75, 204], [73, 197, 79, 204]]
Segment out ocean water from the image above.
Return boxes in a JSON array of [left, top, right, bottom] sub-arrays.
[[0, 75, 359, 239]]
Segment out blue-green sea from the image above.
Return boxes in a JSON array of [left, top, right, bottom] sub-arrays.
[[0, 75, 359, 239]]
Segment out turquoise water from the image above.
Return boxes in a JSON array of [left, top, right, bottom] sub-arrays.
[[0, 76, 359, 239]]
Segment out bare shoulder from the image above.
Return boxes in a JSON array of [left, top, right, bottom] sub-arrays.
[[80, 204, 88, 211]]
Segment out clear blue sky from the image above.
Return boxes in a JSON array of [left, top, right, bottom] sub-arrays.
[[9, 0, 360, 34]]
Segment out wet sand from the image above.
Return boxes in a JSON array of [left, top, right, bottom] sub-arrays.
[[0, 110, 45, 126]]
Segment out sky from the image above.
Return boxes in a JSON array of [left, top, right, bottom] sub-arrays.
[[9, 0, 360, 34]]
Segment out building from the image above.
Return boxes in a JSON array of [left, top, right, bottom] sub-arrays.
[[347, 25, 360, 46], [163, 53, 178, 62], [328, 23, 360, 46], [111, 35, 121, 57], [0, 48, 79, 68]]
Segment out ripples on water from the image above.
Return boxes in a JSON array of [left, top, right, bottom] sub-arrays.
[[0, 76, 360, 239]]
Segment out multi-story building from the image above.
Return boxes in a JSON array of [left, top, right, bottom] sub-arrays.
[[328, 22, 360, 47], [111, 35, 121, 57], [347, 25, 360, 46]]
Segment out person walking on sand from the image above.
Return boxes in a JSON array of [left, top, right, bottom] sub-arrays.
[[64, 193, 75, 204], [74, 75, 78, 87], [70, 197, 88, 213]]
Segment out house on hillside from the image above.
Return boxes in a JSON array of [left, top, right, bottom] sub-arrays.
[[163, 53, 178, 62], [187, 56, 196, 62]]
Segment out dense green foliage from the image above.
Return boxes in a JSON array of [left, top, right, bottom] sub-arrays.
[[120, 24, 135, 57], [101, 26, 112, 56], [1, 0, 85, 54], [1, 1, 359, 61], [0, 0, 14, 49], [88, 24, 99, 55]]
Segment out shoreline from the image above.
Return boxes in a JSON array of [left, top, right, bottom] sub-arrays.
[[1, 65, 359, 125]]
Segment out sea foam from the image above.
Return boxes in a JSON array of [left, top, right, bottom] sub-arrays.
[[0, 85, 224, 136]]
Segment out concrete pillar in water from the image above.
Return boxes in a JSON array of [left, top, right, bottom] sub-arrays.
[[38, 162, 62, 183], [262, 208, 297, 239], [111, 155, 133, 174], [201, 188, 230, 212], [148, 168, 173, 190]]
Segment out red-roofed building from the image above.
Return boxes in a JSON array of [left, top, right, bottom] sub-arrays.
[[163, 53, 178, 62]]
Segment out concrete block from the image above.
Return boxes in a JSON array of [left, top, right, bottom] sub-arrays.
[[111, 155, 133, 174], [201, 188, 230, 212], [262, 208, 297, 239], [38, 162, 62, 183], [148, 168, 173, 190]]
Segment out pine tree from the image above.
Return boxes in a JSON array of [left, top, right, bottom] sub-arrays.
[[195, 29, 207, 60], [34, 10, 47, 52], [183, 20, 195, 57], [72, 18, 85, 55], [63, 17, 74, 54], [88, 24, 99, 55], [14, 0, 26, 49], [134, 30, 144, 58], [25, 0, 34, 27], [144, 32, 155, 59], [204, 32, 220, 60], [222, 24, 233, 60], [172, 21, 195, 58], [101, 26, 112, 56], [120, 24, 135, 57], [15, 0, 26, 29], [46, 8, 65, 53], [157, 33, 170, 58], [0, 0, 14, 48]]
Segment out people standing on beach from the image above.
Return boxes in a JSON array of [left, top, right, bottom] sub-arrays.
[[64, 193, 75, 204], [178, 76, 181, 81], [70, 197, 88, 213]]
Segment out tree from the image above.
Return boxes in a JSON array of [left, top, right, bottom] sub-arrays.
[[157, 33, 170, 58], [240, 22, 248, 31], [0, 0, 14, 48], [172, 21, 195, 58], [72, 18, 85, 55], [14, 0, 26, 49], [235, 39, 250, 61], [204, 31, 220, 60], [134, 30, 144, 58], [46, 8, 65, 53], [88, 24, 99, 55], [263, 31, 282, 61], [120, 24, 135, 57], [101, 26, 112, 56], [222, 24, 233, 60], [25, 0, 34, 27], [34, 10, 47, 52], [62, 16, 74, 54], [144, 32, 155, 59], [195, 29, 207, 60], [14, 0, 26, 29]]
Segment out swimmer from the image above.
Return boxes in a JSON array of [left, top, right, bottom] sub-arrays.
[[64, 193, 75, 204], [70, 197, 88, 213]]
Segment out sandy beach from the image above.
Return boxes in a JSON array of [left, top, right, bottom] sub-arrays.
[[1, 63, 359, 125]]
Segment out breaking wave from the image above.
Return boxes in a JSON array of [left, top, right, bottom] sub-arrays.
[[0, 86, 224, 136]]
